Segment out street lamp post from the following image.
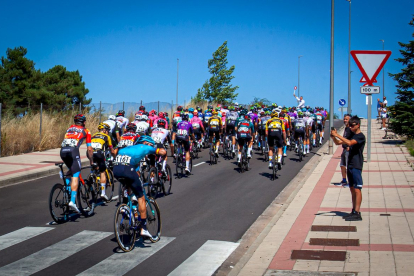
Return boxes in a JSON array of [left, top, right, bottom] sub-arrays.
[[346, 0, 351, 115], [298, 55, 303, 98], [380, 40, 385, 98], [176, 58, 179, 109], [329, 0, 335, 155]]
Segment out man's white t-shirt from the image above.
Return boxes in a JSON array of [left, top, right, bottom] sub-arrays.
[[295, 96, 305, 109]]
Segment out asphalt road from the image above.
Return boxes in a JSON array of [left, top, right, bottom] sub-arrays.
[[0, 120, 342, 276]]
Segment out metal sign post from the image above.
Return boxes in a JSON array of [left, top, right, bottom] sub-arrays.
[[361, 86, 379, 162]]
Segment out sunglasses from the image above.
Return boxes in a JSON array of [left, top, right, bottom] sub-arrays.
[[350, 123, 358, 127]]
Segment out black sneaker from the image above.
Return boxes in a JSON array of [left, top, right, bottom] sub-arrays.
[[345, 213, 362, 221]]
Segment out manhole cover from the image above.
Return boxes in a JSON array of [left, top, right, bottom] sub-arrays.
[[311, 225, 357, 232], [309, 238, 359, 246], [291, 250, 346, 261]]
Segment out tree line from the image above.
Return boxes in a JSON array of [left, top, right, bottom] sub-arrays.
[[0, 46, 91, 115]]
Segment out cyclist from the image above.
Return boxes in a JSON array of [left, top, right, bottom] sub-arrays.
[[117, 123, 140, 150], [91, 123, 117, 201], [265, 111, 285, 169], [190, 110, 205, 149], [103, 115, 121, 147], [164, 112, 170, 129], [303, 111, 313, 155], [279, 111, 289, 157], [176, 113, 195, 174], [133, 114, 150, 136], [257, 110, 271, 152], [226, 106, 239, 153], [315, 108, 325, 145], [293, 111, 308, 155], [150, 118, 172, 172], [235, 109, 254, 165], [60, 114, 93, 213], [188, 107, 195, 120], [207, 109, 222, 157], [153, 112, 169, 129], [116, 110, 129, 135], [113, 135, 166, 238], [204, 105, 213, 132], [148, 110, 158, 128], [171, 107, 183, 156]]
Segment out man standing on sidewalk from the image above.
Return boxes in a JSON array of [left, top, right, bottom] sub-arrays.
[[293, 92, 305, 109], [332, 114, 352, 187], [330, 116, 366, 221]]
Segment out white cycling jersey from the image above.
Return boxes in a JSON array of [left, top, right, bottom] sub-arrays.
[[133, 120, 150, 135], [103, 119, 117, 132], [151, 128, 170, 144], [116, 116, 129, 133], [304, 116, 313, 127]]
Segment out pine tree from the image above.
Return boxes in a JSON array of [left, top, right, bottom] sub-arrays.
[[198, 41, 239, 104], [389, 16, 414, 138]]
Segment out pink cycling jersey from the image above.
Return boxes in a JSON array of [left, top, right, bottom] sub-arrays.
[[190, 117, 204, 132], [153, 118, 169, 129]]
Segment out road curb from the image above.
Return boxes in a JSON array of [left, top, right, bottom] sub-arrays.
[[0, 160, 90, 188], [215, 127, 344, 276]]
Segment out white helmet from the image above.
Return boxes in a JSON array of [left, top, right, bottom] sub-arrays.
[[108, 115, 116, 121], [141, 114, 148, 121], [305, 111, 311, 117], [135, 114, 142, 120]]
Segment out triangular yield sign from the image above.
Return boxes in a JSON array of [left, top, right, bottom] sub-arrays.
[[359, 76, 377, 83], [351, 50, 391, 86]]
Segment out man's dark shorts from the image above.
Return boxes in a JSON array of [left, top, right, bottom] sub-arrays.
[[347, 168, 363, 189]]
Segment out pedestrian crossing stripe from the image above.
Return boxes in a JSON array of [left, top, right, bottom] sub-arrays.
[[0, 227, 54, 251], [77, 237, 175, 276], [167, 240, 239, 276], [0, 230, 111, 276]]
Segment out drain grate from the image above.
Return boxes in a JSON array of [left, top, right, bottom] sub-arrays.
[[39, 161, 60, 163], [291, 250, 346, 261], [311, 225, 357, 232], [380, 214, 391, 216], [309, 238, 359, 246]]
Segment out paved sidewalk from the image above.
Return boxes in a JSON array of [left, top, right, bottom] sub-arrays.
[[0, 145, 89, 187], [233, 119, 414, 276]]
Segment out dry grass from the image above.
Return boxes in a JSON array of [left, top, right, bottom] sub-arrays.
[[1, 110, 100, 157]]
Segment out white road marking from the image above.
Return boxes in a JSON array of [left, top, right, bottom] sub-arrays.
[[193, 162, 206, 167], [0, 227, 54, 251], [77, 237, 175, 276], [167, 240, 238, 276], [0, 230, 111, 276]]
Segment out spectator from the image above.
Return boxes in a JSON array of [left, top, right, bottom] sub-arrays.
[[332, 114, 352, 187], [383, 96, 388, 107], [293, 92, 305, 109], [376, 98, 383, 119], [330, 116, 366, 221], [380, 103, 388, 130]]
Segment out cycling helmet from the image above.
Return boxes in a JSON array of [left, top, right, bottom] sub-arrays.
[[141, 114, 148, 121], [212, 110, 218, 116], [158, 112, 165, 118], [207, 105, 213, 110], [271, 111, 278, 118], [215, 107, 221, 112], [250, 106, 256, 111], [260, 110, 265, 116], [223, 105, 228, 109], [229, 106, 235, 111], [279, 112, 285, 118], [193, 111, 198, 115], [165, 112, 169, 117], [117, 110, 125, 117], [74, 114, 86, 123], [98, 122, 110, 131], [126, 123, 137, 133], [305, 111, 311, 117], [136, 135, 155, 145], [153, 110, 157, 115], [108, 115, 116, 121], [239, 109, 247, 116], [157, 119, 166, 128], [177, 106, 183, 111], [188, 107, 194, 113], [196, 106, 201, 111], [181, 113, 189, 121], [217, 104, 222, 108], [135, 114, 142, 120], [139, 105, 145, 111], [298, 111, 304, 117], [265, 110, 271, 115]]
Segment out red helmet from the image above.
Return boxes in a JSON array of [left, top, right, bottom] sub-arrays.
[[139, 105, 145, 111], [126, 123, 137, 133], [177, 106, 183, 111], [74, 114, 86, 123], [158, 112, 165, 118]]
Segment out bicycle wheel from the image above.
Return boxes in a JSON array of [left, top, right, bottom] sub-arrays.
[[146, 198, 161, 242], [49, 183, 70, 224], [272, 161, 277, 181], [114, 203, 136, 252], [209, 145, 213, 165], [77, 179, 96, 217], [316, 131, 320, 147], [176, 152, 181, 178], [104, 169, 115, 201], [193, 143, 199, 159], [298, 140, 303, 162], [162, 164, 172, 195], [147, 167, 158, 199]]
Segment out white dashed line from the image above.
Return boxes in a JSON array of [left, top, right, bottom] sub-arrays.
[[193, 162, 206, 167]]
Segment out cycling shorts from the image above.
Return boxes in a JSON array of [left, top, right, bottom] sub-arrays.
[[268, 132, 283, 148], [237, 134, 252, 147], [177, 137, 190, 151], [60, 147, 82, 176], [209, 129, 220, 141], [113, 165, 144, 198], [317, 123, 323, 131], [257, 127, 266, 136], [294, 129, 306, 140], [226, 125, 236, 136], [194, 132, 202, 141], [92, 151, 107, 173]]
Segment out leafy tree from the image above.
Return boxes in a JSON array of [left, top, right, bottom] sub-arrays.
[[388, 16, 414, 138], [250, 97, 271, 106], [0, 46, 91, 115], [197, 41, 239, 104]]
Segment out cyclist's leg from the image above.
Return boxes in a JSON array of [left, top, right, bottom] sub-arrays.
[[215, 131, 220, 155], [184, 139, 191, 172], [237, 135, 244, 163], [247, 135, 253, 158], [275, 133, 283, 163], [268, 135, 275, 167], [60, 147, 81, 207], [94, 151, 108, 196]]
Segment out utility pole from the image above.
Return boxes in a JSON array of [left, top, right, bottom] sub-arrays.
[[176, 58, 179, 108], [347, 0, 352, 115], [380, 39, 385, 98], [329, 0, 335, 155], [298, 55, 303, 98]]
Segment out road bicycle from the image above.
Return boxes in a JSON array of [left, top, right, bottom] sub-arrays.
[[147, 156, 173, 198], [191, 140, 199, 159], [263, 137, 269, 162], [297, 136, 304, 162], [222, 134, 235, 160], [209, 142, 218, 165], [87, 164, 115, 202], [49, 163, 96, 223], [114, 181, 161, 252], [175, 140, 192, 178], [315, 127, 321, 148], [239, 141, 250, 173]]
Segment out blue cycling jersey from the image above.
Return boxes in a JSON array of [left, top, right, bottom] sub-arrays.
[[116, 144, 156, 169]]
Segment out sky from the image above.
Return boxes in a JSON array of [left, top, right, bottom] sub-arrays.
[[1, 0, 413, 118]]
